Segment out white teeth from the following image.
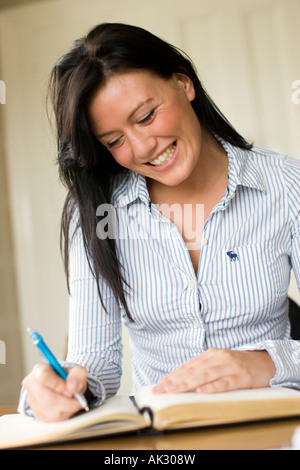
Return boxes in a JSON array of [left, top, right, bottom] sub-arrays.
[[149, 143, 176, 166]]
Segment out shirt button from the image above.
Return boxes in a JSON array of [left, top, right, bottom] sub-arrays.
[[188, 280, 196, 289], [200, 238, 208, 246], [192, 320, 201, 328]]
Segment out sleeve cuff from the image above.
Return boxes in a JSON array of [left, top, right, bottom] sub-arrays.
[[236, 340, 300, 390], [17, 387, 34, 416], [60, 360, 106, 407]]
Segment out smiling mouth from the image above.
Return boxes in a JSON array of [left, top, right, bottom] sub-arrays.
[[148, 142, 177, 166]]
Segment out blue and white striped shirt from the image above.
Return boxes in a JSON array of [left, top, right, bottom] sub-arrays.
[[64, 137, 300, 405], [18, 138, 300, 414]]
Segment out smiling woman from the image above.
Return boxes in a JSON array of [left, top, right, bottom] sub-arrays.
[[19, 22, 300, 422], [87, 70, 201, 185], [50, 23, 250, 320]]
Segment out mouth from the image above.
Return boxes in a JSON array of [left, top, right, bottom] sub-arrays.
[[147, 142, 177, 167]]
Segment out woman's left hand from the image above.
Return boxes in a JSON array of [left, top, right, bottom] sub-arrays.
[[152, 348, 276, 394]]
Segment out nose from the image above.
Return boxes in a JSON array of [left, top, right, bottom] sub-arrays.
[[129, 130, 157, 161]]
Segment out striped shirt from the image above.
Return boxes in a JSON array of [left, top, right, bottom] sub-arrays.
[[18, 138, 300, 414], [63, 137, 300, 405]]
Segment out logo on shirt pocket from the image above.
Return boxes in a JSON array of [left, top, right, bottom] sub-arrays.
[[226, 250, 239, 261]]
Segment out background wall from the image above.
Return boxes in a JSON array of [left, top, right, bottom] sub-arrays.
[[0, 0, 299, 403]]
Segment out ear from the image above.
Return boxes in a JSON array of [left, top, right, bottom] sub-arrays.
[[173, 73, 196, 102]]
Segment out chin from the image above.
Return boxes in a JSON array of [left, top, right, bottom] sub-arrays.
[[161, 166, 195, 186]]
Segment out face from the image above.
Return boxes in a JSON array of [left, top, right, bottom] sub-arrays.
[[88, 70, 202, 188]]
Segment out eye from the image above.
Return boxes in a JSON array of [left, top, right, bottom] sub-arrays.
[[138, 108, 155, 124], [106, 136, 123, 149]]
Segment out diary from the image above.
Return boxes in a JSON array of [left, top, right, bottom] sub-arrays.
[[1, 385, 300, 449]]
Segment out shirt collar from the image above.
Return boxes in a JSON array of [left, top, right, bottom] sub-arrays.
[[111, 170, 150, 208], [217, 136, 266, 195], [111, 137, 266, 207]]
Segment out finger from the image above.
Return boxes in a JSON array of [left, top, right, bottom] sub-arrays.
[[23, 372, 82, 422], [28, 386, 82, 422], [153, 349, 233, 393], [164, 364, 226, 393], [152, 352, 205, 391], [153, 358, 204, 393], [66, 365, 88, 395], [23, 363, 68, 396], [153, 365, 201, 393], [22, 364, 88, 422], [196, 376, 238, 394]]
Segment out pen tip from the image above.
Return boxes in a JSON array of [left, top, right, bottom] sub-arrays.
[[27, 327, 34, 335]]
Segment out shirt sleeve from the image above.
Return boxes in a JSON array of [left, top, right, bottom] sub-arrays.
[[18, 212, 123, 416], [284, 156, 300, 288], [236, 340, 300, 389], [237, 157, 300, 389], [65, 212, 123, 405]]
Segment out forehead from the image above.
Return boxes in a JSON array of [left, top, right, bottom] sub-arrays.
[[91, 70, 168, 104], [88, 70, 171, 131]]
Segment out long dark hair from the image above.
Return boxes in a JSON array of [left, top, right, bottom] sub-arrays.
[[49, 23, 252, 320]]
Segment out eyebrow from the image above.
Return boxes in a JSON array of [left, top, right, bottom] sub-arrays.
[[96, 98, 154, 140]]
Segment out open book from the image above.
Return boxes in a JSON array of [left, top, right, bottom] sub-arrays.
[[1, 385, 300, 449]]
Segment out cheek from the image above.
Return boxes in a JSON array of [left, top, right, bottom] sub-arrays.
[[110, 146, 134, 169], [157, 102, 196, 138], [156, 111, 181, 134]]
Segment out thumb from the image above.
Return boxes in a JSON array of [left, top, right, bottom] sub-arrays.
[[66, 365, 88, 395]]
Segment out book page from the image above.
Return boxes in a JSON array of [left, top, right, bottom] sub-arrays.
[[135, 385, 300, 413], [0, 395, 148, 449], [134, 385, 300, 430]]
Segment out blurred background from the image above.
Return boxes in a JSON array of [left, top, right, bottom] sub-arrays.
[[0, 0, 299, 404]]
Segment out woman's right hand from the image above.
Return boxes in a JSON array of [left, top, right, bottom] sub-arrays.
[[22, 363, 88, 422]]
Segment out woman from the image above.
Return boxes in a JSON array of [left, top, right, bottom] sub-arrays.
[[20, 23, 300, 422]]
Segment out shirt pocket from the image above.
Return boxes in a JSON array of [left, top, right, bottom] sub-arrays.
[[206, 241, 283, 318]]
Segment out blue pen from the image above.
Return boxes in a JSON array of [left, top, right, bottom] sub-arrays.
[[27, 328, 89, 412]]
